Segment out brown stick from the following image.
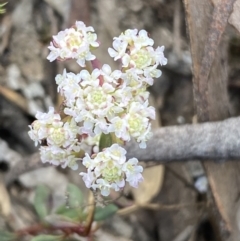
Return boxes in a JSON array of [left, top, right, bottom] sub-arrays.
[[5, 116, 240, 186], [126, 116, 240, 162]]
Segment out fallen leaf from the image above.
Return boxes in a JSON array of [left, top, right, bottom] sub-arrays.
[[132, 165, 165, 204]]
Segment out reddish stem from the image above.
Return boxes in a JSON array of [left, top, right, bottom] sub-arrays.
[[16, 223, 86, 237], [91, 59, 101, 69]]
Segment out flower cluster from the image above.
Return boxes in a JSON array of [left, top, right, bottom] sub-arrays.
[[47, 21, 99, 67], [28, 21, 167, 196], [28, 107, 88, 170], [80, 144, 143, 196], [108, 29, 167, 85], [56, 64, 155, 148]]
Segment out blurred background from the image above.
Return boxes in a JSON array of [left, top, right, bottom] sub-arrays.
[[0, 0, 240, 240]]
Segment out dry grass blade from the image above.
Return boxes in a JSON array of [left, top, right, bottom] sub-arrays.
[[0, 179, 11, 217], [0, 85, 28, 113]]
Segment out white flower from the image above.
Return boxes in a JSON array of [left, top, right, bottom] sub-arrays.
[[107, 143, 127, 164], [113, 87, 132, 107], [143, 64, 162, 85], [80, 169, 96, 188], [47, 21, 99, 66], [47, 122, 66, 146], [47, 42, 61, 62], [80, 68, 101, 87], [28, 120, 47, 146], [124, 101, 155, 148], [80, 144, 142, 196], [28, 107, 61, 146], [94, 118, 109, 135], [128, 47, 153, 69], [123, 158, 143, 188], [35, 106, 60, 125], [94, 179, 112, 196], [154, 46, 168, 66], [82, 153, 96, 170], [57, 71, 82, 101], [121, 68, 144, 89], [133, 89, 150, 103], [118, 29, 138, 43], [80, 144, 143, 196], [108, 39, 128, 61], [75, 45, 96, 67], [132, 29, 154, 49], [40, 145, 79, 170], [101, 64, 122, 84], [84, 83, 114, 115], [108, 116, 130, 141]]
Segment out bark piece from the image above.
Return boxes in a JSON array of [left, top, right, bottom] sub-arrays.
[[183, 0, 239, 240]]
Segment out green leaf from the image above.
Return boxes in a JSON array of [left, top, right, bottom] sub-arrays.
[[31, 235, 62, 241], [0, 231, 17, 241], [44, 214, 78, 226], [55, 184, 84, 221], [66, 184, 84, 208], [99, 133, 113, 151], [33, 185, 51, 220], [0, 2, 7, 14], [94, 204, 119, 221], [56, 205, 82, 220]]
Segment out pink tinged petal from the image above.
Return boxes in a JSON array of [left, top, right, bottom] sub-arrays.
[[80, 171, 95, 188], [117, 179, 125, 188], [128, 173, 144, 188]]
